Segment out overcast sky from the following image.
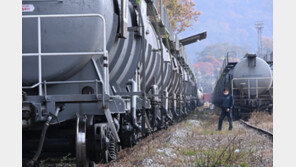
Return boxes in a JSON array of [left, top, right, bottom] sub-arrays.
[[178, 0, 273, 62]]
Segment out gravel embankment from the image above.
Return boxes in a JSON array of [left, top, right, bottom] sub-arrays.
[[103, 107, 273, 167]]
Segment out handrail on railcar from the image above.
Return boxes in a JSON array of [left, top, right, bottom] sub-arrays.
[[22, 14, 107, 96]]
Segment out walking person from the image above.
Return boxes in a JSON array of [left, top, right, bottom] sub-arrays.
[[217, 88, 234, 131]]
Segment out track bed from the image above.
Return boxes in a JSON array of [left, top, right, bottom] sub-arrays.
[[37, 107, 273, 167]]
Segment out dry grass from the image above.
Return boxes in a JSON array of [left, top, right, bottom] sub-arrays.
[[101, 107, 273, 167], [248, 111, 273, 133]]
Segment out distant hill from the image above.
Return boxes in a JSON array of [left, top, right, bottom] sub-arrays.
[[193, 43, 249, 93]]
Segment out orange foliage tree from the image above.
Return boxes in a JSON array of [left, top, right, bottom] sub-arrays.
[[162, 0, 201, 33]]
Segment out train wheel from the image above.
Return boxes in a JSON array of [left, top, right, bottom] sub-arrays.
[[85, 122, 120, 164], [233, 109, 239, 120], [165, 108, 174, 125], [156, 106, 163, 130], [120, 130, 137, 148], [129, 131, 138, 147], [76, 115, 95, 167]]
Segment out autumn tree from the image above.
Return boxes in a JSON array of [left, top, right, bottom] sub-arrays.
[[162, 0, 201, 33], [262, 37, 273, 55], [194, 43, 249, 92]]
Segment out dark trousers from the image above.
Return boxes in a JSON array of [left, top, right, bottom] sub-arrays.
[[218, 108, 233, 130]]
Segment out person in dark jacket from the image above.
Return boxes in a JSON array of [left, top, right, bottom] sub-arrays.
[[217, 88, 234, 131]]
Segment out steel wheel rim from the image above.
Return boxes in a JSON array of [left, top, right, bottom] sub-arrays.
[[76, 115, 89, 167]]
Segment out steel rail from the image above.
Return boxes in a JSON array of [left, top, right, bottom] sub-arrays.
[[239, 119, 273, 140]]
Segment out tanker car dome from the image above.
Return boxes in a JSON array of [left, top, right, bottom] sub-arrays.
[[233, 54, 272, 96]]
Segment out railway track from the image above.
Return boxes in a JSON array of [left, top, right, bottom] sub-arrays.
[[239, 119, 273, 141]]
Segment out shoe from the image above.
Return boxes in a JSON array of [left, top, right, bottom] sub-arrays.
[[228, 128, 232, 131]]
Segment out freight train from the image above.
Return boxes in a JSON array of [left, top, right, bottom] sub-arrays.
[[213, 53, 273, 119], [22, 0, 206, 166]]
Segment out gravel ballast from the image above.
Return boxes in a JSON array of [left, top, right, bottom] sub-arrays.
[[104, 107, 273, 167]]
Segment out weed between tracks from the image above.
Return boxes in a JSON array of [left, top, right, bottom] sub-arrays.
[[103, 107, 273, 167], [169, 109, 255, 167]]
